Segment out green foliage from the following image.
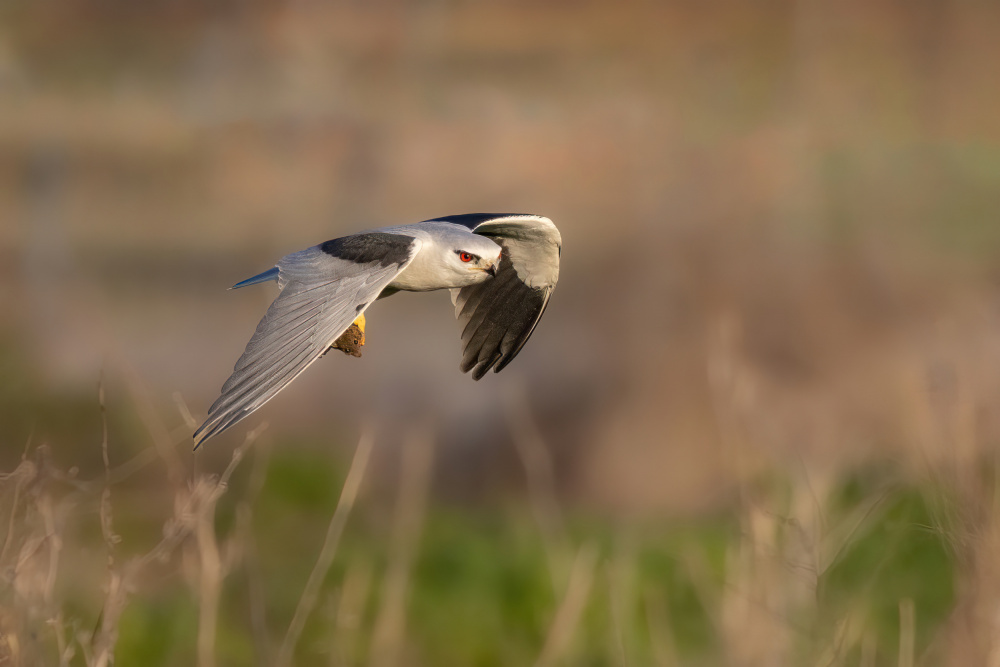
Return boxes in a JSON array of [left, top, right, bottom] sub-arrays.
[[117, 592, 198, 667], [105, 452, 960, 666], [0, 415, 963, 667], [410, 511, 553, 666], [820, 477, 954, 663]]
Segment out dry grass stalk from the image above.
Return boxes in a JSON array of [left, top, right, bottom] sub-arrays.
[[194, 484, 223, 667], [0, 457, 34, 567], [607, 537, 636, 667], [93, 378, 120, 667], [899, 598, 915, 667], [607, 569, 627, 667], [506, 387, 571, 591], [706, 314, 886, 666], [718, 469, 852, 666], [330, 560, 373, 667], [192, 426, 263, 667], [122, 365, 184, 486], [643, 589, 679, 667], [234, 440, 274, 665], [535, 542, 598, 667], [860, 632, 877, 667], [1, 446, 71, 667], [814, 610, 866, 667], [88, 394, 260, 667], [85, 391, 196, 490], [898, 351, 1000, 666], [277, 429, 376, 667], [369, 430, 435, 667]]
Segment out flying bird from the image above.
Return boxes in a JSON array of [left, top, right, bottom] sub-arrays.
[[194, 213, 561, 447]]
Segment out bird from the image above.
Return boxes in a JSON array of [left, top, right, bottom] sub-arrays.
[[193, 213, 561, 448]]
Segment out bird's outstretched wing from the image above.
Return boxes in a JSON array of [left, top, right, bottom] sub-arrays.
[[427, 214, 561, 379], [194, 233, 421, 447]]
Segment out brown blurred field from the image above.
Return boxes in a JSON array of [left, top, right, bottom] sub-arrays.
[[2, 1, 1000, 665]]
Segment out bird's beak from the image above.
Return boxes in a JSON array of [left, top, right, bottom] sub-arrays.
[[487, 262, 498, 277]]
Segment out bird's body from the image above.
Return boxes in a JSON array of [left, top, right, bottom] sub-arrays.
[[194, 213, 561, 447]]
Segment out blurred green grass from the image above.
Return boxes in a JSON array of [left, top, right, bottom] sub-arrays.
[[92, 446, 953, 666], [0, 347, 963, 665]]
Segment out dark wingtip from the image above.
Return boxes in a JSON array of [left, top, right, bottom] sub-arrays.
[[192, 417, 222, 450], [460, 357, 486, 380], [192, 426, 210, 451], [471, 352, 502, 380]]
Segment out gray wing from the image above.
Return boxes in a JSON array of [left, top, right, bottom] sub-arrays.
[[432, 214, 561, 380], [195, 233, 421, 447]]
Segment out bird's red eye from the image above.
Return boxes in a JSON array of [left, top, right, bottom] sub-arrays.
[[459, 252, 474, 263]]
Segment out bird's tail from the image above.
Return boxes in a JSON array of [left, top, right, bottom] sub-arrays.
[[230, 267, 279, 290]]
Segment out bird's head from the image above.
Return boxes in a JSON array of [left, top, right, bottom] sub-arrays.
[[441, 236, 502, 287]]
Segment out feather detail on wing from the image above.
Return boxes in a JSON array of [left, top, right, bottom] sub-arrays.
[[443, 214, 561, 379], [194, 235, 420, 447]]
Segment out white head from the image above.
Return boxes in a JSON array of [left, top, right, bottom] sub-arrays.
[[383, 223, 503, 292], [436, 231, 502, 288], [397, 223, 500, 290]]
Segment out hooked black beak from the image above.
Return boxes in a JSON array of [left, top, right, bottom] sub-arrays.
[[487, 263, 498, 277]]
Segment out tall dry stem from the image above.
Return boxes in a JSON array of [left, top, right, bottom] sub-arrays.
[[607, 537, 636, 667], [330, 559, 373, 667], [369, 430, 435, 667], [122, 365, 184, 486], [234, 440, 273, 665], [93, 378, 121, 667], [899, 598, 915, 667], [535, 542, 598, 667], [194, 427, 260, 667], [643, 589, 679, 667], [277, 429, 375, 667], [90, 395, 257, 667], [506, 387, 570, 591]]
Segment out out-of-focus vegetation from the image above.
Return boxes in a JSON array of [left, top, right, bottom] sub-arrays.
[[0, 396, 967, 666], [2, 0, 1000, 665]]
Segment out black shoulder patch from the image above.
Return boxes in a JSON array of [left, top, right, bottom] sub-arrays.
[[320, 233, 414, 267], [422, 213, 530, 231]]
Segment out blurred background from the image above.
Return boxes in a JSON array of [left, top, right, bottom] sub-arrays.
[[2, 1, 1000, 665]]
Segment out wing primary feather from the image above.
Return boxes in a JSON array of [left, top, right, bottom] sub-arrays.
[[460, 277, 522, 347], [457, 276, 551, 376], [493, 289, 551, 373], [473, 325, 508, 377], [459, 272, 521, 341], [454, 285, 488, 321], [468, 292, 529, 376], [472, 351, 503, 380]]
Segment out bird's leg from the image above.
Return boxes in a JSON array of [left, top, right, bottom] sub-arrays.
[[327, 313, 366, 358]]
